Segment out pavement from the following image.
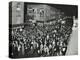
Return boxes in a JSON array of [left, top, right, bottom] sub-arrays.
[[66, 27, 78, 55]]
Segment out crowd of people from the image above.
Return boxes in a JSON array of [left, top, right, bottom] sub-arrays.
[[9, 17, 73, 58]]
